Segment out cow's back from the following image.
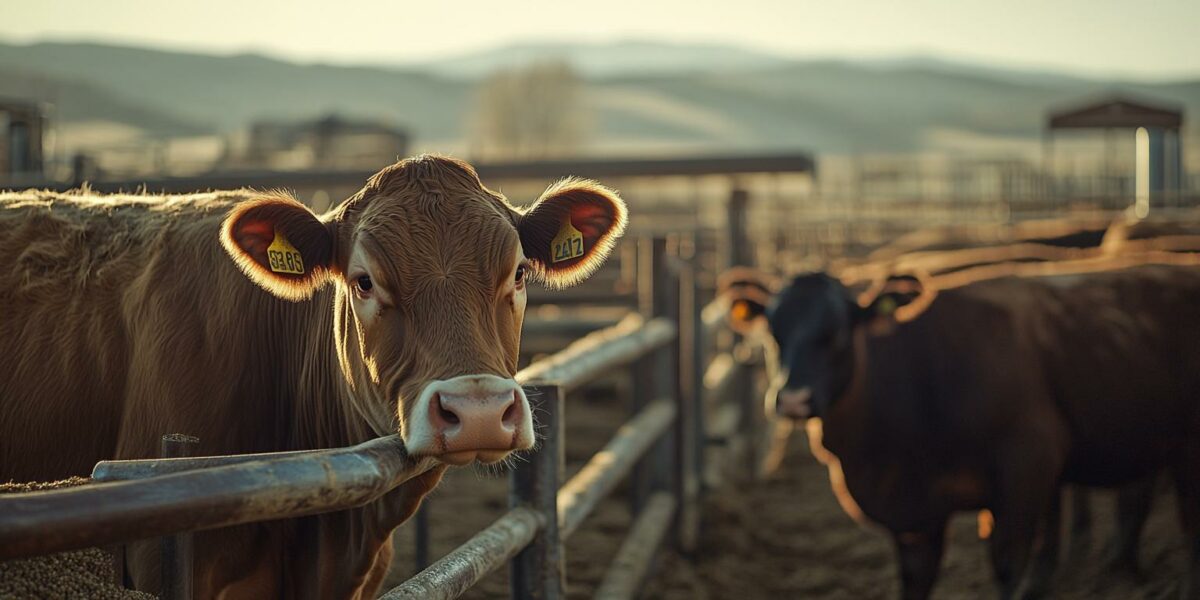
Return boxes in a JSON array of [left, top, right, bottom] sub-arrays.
[[1028, 265, 1200, 483], [905, 265, 1200, 485], [0, 190, 263, 482]]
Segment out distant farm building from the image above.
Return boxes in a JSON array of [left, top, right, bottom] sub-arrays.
[[0, 99, 46, 181], [225, 114, 409, 171]]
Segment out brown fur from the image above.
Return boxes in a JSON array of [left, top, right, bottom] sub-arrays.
[[0, 155, 626, 598]]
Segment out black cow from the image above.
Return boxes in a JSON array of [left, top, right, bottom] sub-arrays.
[[724, 265, 1200, 600]]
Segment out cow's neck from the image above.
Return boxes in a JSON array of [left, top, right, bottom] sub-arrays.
[[279, 287, 402, 590], [287, 288, 377, 450], [820, 328, 872, 457]]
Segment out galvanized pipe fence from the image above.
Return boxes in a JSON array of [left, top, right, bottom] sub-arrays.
[[0, 200, 773, 600]]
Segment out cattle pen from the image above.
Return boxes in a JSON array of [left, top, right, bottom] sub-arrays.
[[0, 218, 774, 600], [6, 152, 1192, 599]]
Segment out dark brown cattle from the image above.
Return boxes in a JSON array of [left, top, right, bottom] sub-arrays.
[[0, 155, 627, 598], [726, 263, 1200, 600]]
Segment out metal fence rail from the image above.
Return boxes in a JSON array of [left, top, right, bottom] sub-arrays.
[[558, 399, 677, 539], [593, 492, 677, 600], [382, 507, 543, 600], [0, 435, 432, 560], [514, 314, 676, 392]]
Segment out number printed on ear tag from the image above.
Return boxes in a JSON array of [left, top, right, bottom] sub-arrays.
[[267, 229, 305, 275], [551, 220, 585, 263]]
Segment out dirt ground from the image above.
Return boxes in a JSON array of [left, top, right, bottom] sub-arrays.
[[386, 382, 1190, 599]]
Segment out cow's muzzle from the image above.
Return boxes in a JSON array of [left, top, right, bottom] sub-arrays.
[[407, 375, 534, 465]]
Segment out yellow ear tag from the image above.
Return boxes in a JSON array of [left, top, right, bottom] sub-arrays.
[[267, 229, 305, 275], [551, 220, 585, 263]]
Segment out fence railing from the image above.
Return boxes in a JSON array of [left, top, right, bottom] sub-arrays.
[[0, 435, 432, 561], [0, 230, 771, 600]]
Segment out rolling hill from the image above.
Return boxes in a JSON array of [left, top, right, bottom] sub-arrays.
[[1, 39, 1196, 156]]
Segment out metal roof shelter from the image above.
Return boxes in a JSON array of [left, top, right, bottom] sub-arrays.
[[1043, 95, 1185, 214], [1048, 97, 1183, 130]]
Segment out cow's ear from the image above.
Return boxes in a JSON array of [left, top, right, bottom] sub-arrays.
[[717, 267, 775, 334], [859, 274, 925, 329], [727, 296, 769, 334], [221, 194, 337, 301], [518, 178, 627, 288]]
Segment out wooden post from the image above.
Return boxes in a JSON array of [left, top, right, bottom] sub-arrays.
[[160, 434, 198, 600], [510, 384, 565, 600]]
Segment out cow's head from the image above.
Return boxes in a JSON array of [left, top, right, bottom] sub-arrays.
[[721, 270, 921, 421], [220, 155, 626, 465]]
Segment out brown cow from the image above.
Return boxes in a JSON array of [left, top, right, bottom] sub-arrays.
[[0, 155, 627, 598], [725, 264, 1200, 600]]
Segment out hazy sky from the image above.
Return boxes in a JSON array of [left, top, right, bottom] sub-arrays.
[[4, 0, 1197, 79]]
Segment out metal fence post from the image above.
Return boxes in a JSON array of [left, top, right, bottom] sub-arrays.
[[673, 239, 701, 554], [629, 237, 655, 515], [722, 188, 765, 480], [413, 503, 430, 575], [510, 383, 565, 600], [648, 238, 676, 496], [160, 433, 198, 600]]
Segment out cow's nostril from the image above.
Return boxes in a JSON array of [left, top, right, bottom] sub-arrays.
[[436, 396, 461, 425], [501, 393, 520, 426]]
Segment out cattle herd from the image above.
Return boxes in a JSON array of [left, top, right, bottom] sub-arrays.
[[0, 154, 1198, 599], [722, 224, 1200, 599]]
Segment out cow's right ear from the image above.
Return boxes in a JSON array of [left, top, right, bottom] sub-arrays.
[[727, 295, 769, 334], [221, 195, 337, 301], [717, 267, 775, 334]]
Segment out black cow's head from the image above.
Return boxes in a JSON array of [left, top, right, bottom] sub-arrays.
[[721, 270, 923, 420]]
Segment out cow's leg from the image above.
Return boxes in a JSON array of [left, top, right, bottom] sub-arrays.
[[989, 508, 1043, 600], [1066, 485, 1092, 562], [990, 439, 1062, 600], [892, 522, 947, 600], [1173, 443, 1200, 600], [1024, 489, 1063, 598], [1103, 475, 1154, 582]]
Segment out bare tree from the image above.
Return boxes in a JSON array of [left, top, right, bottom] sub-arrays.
[[471, 61, 588, 160]]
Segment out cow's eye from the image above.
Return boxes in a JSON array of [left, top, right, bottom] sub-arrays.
[[353, 275, 373, 296], [514, 265, 527, 285]]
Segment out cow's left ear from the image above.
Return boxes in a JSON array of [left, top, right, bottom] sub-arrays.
[[518, 178, 627, 288], [858, 274, 926, 329], [221, 194, 337, 301]]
